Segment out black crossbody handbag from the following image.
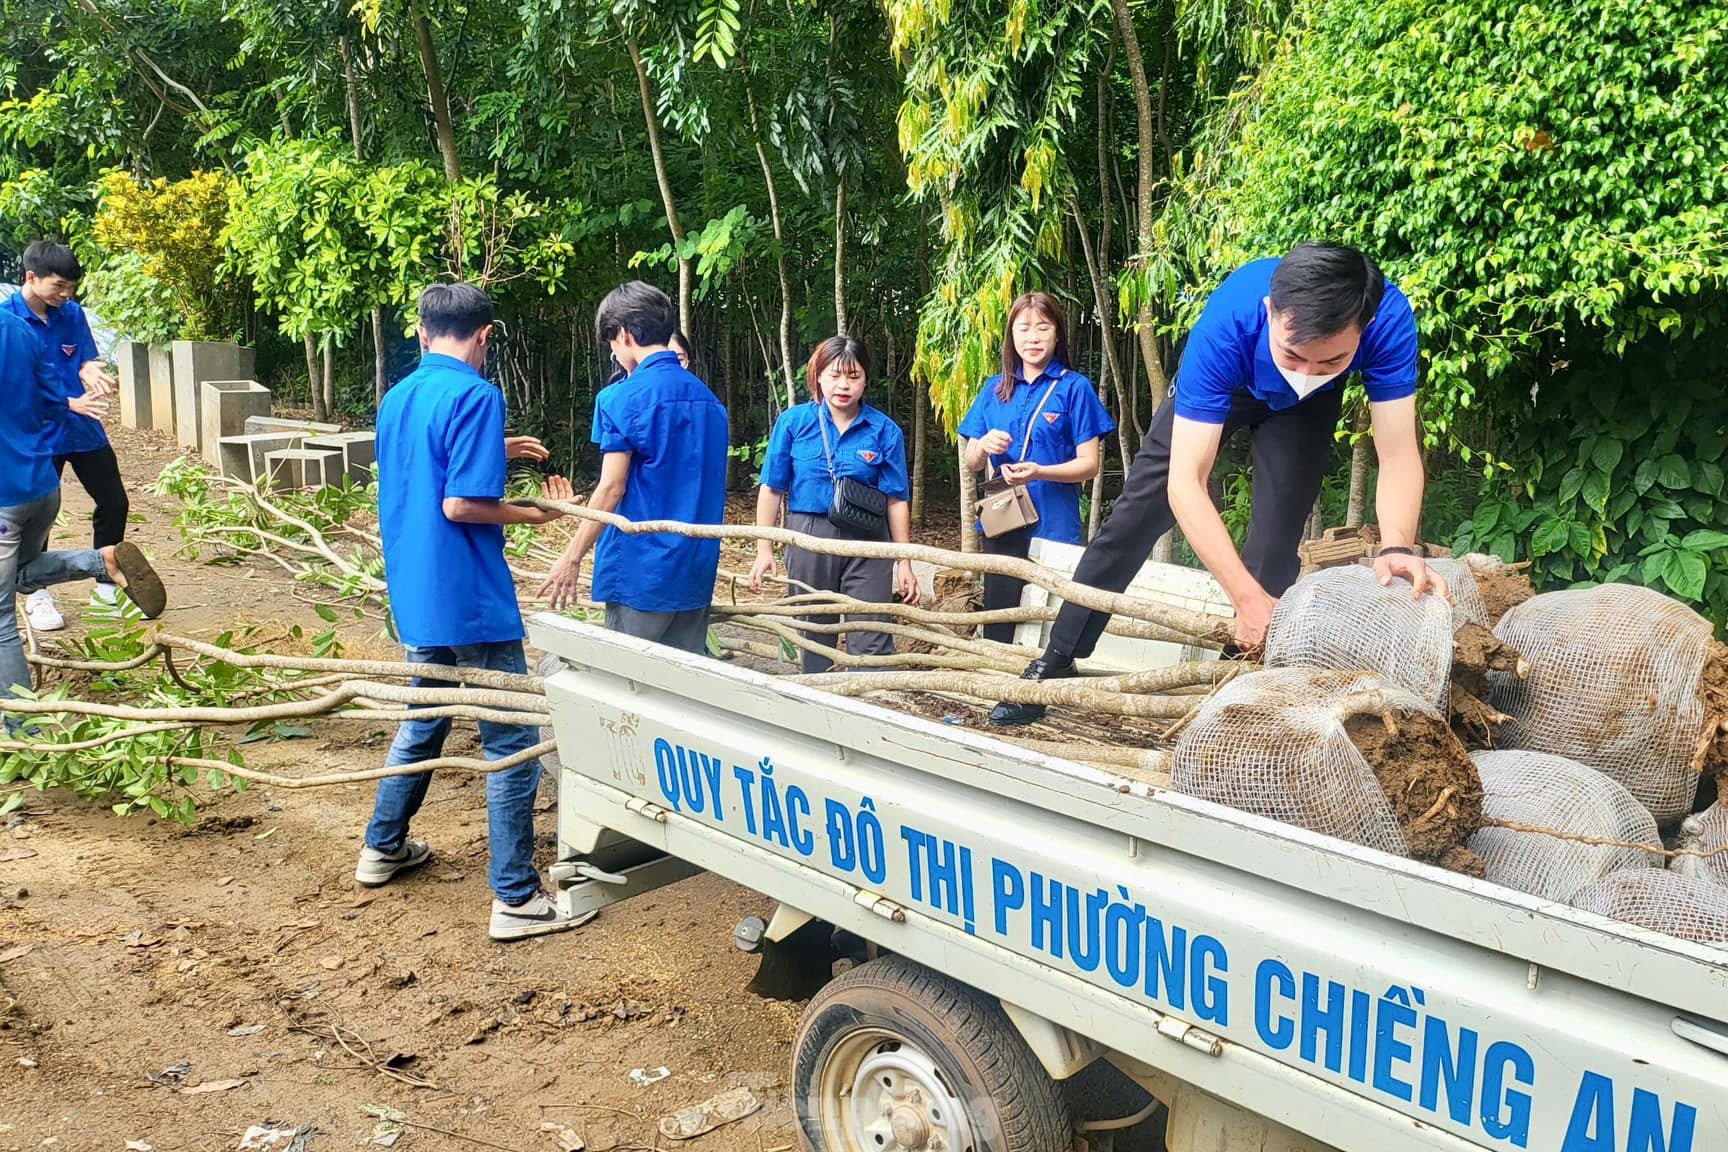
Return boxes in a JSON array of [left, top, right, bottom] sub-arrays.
[[816, 405, 890, 541]]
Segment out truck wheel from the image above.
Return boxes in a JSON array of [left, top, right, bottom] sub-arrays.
[[792, 955, 1073, 1152]]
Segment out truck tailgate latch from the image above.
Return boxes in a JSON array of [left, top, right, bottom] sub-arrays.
[[624, 797, 670, 822], [852, 889, 907, 923], [1155, 1016, 1224, 1057]]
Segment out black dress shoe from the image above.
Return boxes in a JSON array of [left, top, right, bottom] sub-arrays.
[[987, 655, 1076, 726]]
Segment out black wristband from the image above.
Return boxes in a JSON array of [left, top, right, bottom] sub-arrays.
[[1376, 545, 1421, 558]]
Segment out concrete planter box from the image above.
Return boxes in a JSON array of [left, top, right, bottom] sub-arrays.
[[115, 341, 152, 430], [198, 380, 273, 467], [264, 447, 345, 491], [217, 432, 304, 484], [147, 344, 176, 435], [171, 340, 255, 454], [244, 416, 342, 438], [301, 431, 377, 484]]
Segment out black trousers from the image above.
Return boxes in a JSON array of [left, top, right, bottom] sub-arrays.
[[980, 524, 1036, 644], [53, 446, 129, 551], [1046, 387, 1343, 662]]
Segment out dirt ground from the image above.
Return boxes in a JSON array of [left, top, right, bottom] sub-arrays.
[[0, 426, 815, 1152]]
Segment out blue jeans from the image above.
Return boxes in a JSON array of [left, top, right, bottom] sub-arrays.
[[2, 487, 105, 700], [362, 640, 545, 905]]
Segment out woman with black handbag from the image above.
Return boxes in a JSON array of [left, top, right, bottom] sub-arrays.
[[958, 292, 1116, 642], [750, 336, 920, 673]]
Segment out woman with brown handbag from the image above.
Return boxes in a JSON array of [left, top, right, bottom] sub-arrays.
[[958, 292, 1116, 642], [749, 336, 921, 673]]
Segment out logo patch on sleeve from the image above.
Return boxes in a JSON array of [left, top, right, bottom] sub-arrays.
[[857, 450, 878, 464]]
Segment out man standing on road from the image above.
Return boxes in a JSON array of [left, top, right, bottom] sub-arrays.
[[537, 282, 728, 654], [1, 307, 165, 719], [5, 241, 130, 632], [355, 282, 587, 941], [990, 242, 1448, 727]]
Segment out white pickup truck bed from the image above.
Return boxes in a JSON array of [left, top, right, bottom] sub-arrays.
[[532, 616, 1728, 1152]]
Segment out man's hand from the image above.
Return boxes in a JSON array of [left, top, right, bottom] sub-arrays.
[[1375, 551, 1449, 601], [894, 560, 921, 606], [999, 461, 1041, 487], [536, 550, 585, 611], [1231, 584, 1278, 650], [506, 435, 550, 462], [79, 361, 116, 397], [517, 475, 577, 525], [749, 547, 779, 593], [68, 393, 110, 420], [977, 429, 1013, 457]]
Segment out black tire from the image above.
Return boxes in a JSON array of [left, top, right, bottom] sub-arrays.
[[792, 955, 1074, 1152]]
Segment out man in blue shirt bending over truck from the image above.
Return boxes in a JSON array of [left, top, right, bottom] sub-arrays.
[[990, 241, 1449, 726], [355, 282, 588, 941], [537, 281, 729, 653]]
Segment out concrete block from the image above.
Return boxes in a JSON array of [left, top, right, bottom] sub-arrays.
[[217, 432, 304, 484], [198, 380, 273, 467], [301, 431, 377, 483], [264, 447, 345, 491], [243, 415, 342, 438], [171, 340, 255, 454], [115, 341, 152, 430], [147, 344, 176, 435]]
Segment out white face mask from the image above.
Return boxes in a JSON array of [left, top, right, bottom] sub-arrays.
[[1274, 361, 1345, 399]]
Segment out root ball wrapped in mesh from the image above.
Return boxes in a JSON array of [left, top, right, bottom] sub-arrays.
[[1570, 869, 1728, 946], [1672, 804, 1728, 887], [1266, 566, 1457, 707], [1171, 668, 1484, 873], [1488, 584, 1719, 824], [1468, 750, 1662, 901], [1425, 554, 1534, 628]]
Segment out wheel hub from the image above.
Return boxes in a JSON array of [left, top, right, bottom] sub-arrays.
[[827, 1034, 974, 1152]]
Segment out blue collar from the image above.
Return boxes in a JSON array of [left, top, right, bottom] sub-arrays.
[[1, 292, 50, 327], [1017, 359, 1067, 388], [419, 351, 481, 377], [633, 349, 680, 374]]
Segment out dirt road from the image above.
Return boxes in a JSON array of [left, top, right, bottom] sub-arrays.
[[0, 426, 804, 1152]]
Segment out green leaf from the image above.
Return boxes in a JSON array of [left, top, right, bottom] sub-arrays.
[[314, 603, 340, 623], [1590, 438, 1624, 475], [1643, 550, 1673, 586], [1682, 529, 1728, 553], [1529, 518, 1572, 558], [1657, 455, 1691, 490], [1557, 466, 1586, 505], [1581, 471, 1611, 515], [272, 722, 313, 740], [1632, 458, 1659, 495], [1665, 551, 1708, 601], [1697, 460, 1726, 497]]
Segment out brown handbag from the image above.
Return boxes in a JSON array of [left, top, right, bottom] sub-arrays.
[[978, 374, 1063, 539]]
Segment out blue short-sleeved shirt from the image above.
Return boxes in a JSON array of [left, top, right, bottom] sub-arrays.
[[591, 350, 729, 613], [1173, 257, 1418, 424], [376, 353, 522, 648], [957, 363, 1115, 545], [761, 401, 911, 516], [2, 293, 106, 455], [0, 310, 66, 507]]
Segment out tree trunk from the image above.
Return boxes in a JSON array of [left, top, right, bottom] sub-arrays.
[[911, 366, 928, 528], [340, 32, 391, 407], [723, 323, 739, 488], [1307, 495, 1325, 541], [834, 174, 848, 335], [1110, 0, 1167, 431], [304, 333, 326, 422], [624, 31, 692, 336], [1072, 198, 1136, 488], [322, 340, 336, 418], [746, 82, 797, 409], [411, 4, 460, 183], [958, 439, 978, 553], [1346, 409, 1373, 527]]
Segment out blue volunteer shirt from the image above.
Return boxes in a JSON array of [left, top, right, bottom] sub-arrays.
[[0, 310, 65, 507], [2, 292, 106, 455], [1174, 257, 1418, 424], [762, 401, 911, 516], [958, 363, 1114, 545], [592, 350, 729, 613], [376, 352, 522, 648]]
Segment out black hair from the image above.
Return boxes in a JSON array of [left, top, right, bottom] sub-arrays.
[[22, 240, 82, 282], [418, 282, 494, 340], [805, 335, 872, 402], [669, 329, 690, 353], [1268, 242, 1385, 344], [595, 280, 676, 348]]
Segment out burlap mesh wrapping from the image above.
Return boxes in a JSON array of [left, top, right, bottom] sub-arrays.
[[1424, 556, 1492, 629], [1489, 585, 1711, 824], [1266, 566, 1456, 708], [1570, 869, 1728, 946], [1173, 668, 1419, 857], [1672, 804, 1728, 887], [1468, 750, 1661, 901]]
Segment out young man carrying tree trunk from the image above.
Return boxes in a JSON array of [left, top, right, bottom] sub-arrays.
[[537, 281, 729, 654], [989, 242, 1449, 727], [355, 282, 588, 941], [4, 241, 128, 631]]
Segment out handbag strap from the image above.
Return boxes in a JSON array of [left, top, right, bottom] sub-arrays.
[[813, 401, 840, 486], [986, 369, 1066, 482]]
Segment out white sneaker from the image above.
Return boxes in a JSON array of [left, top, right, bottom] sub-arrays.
[[489, 889, 595, 941], [24, 590, 64, 632], [91, 582, 121, 605]]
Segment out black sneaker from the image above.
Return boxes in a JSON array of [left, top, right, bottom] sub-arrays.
[[987, 656, 1076, 726]]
